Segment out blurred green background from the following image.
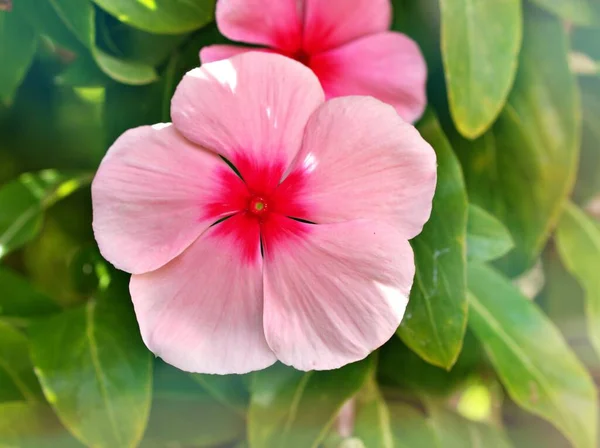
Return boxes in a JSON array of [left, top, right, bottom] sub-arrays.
[[1, 0, 600, 447]]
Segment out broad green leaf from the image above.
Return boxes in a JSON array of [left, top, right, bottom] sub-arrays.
[[23, 217, 89, 308], [0, 321, 42, 402], [468, 263, 598, 448], [92, 47, 159, 85], [30, 0, 158, 85], [55, 53, 110, 87], [555, 202, 600, 358], [0, 170, 93, 259], [353, 374, 393, 448], [530, 0, 598, 26], [48, 0, 95, 48], [0, 9, 37, 105], [0, 401, 81, 447], [429, 405, 512, 448], [29, 290, 153, 448], [19, 0, 84, 52], [379, 333, 483, 397], [453, 7, 580, 275], [397, 111, 468, 369], [391, 0, 442, 67], [92, 0, 216, 34], [389, 402, 439, 448], [107, 24, 188, 67], [467, 204, 514, 262], [248, 359, 372, 448], [0, 267, 60, 319], [142, 395, 244, 448], [574, 77, 600, 203], [190, 373, 249, 416], [441, 0, 522, 138], [143, 363, 244, 447]]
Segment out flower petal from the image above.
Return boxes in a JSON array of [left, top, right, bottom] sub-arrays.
[[200, 44, 258, 64], [216, 0, 302, 52], [92, 124, 242, 275], [279, 96, 436, 240], [262, 217, 413, 371], [311, 32, 427, 122], [171, 52, 325, 180], [130, 214, 276, 374], [303, 0, 391, 53]]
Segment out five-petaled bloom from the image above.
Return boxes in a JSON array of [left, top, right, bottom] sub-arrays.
[[92, 53, 436, 374], [201, 0, 427, 123]]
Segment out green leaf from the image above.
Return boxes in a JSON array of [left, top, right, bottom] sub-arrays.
[[0, 170, 93, 260], [441, 0, 522, 138], [428, 405, 512, 448], [0, 9, 38, 105], [190, 373, 249, 416], [18, 0, 84, 52], [142, 363, 244, 447], [0, 267, 60, 319], [48, 0, 95, 48], [555, 202, 600, 359], [467, 263, 598, 448], [379, 333, 483, 397], [92, 47, 159, 85], [248, 359, 372, 448], [34, 0, 158, 85], [0, 321, 42, 402], [397, 110, 468, 369], [106, 24, 189, 67], [388, 402, 439, 448], [0, 401, 82, 448], [92, 0, 216, 34], [353, 374, 393, 448], [29, 289, 153, 448], [453, 7, 580, 275], [573, 77, 600, 204], [529, 0, 598, 26], [142, 394, 244, 448], [55, 53, 111, 87], [467, 204, 514, 262]]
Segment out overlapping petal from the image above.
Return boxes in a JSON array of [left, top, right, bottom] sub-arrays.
[[302, 0, 391, 53], [171, 52, 325, 181], [216, 0, 302, 52], [130, 214, 276, 374], [279, 96, 436, 239], [311, 32, 427, 122], [200, 44, 259, 64], [262, 218, 414, 371], [92, 124, 238, 275]]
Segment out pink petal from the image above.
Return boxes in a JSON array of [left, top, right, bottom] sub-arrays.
[[171, 52, 325, 181], [303, 0, 391, 53], [279, 96, 436, 240], [216, 0, 302, 53], [130, 214, 276, 374], [311, 32, 427, 123], [200, 44, 257, 64], [92, 124, 241, 275], [262, 217, 414, 371]]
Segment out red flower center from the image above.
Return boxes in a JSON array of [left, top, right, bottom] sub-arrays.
[[204, 156, 312, 263], [291, 49, 311, 67], [248, 195, 269, 217]]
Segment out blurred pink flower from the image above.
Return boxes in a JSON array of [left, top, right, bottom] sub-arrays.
[[201, 0, 427, 123], [92, 53, 436, 374]]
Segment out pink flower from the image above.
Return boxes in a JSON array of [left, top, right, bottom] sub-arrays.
[[201, 0, 427, 123], [92, 53, 436, 374]]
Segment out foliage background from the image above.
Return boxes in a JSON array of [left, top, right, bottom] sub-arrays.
[[1, 0, 600, 447]]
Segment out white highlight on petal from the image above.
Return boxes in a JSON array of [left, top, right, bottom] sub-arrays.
[[151, 123, 172, 130], [302, 152, 318, 173]]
